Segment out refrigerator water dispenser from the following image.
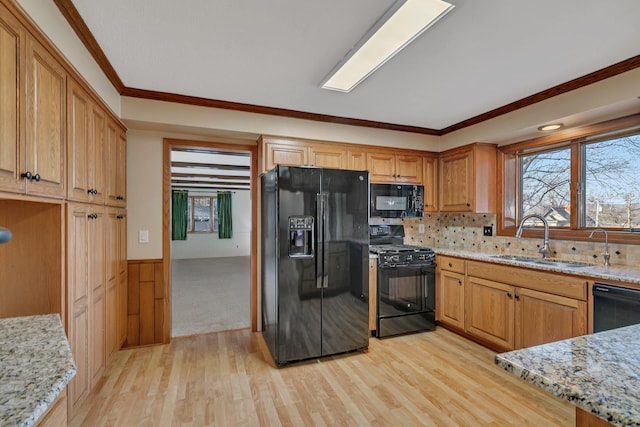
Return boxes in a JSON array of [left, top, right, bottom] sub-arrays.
[[288, 216, 314, 258]]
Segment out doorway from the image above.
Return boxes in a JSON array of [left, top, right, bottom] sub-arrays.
[[162, 139, 258, 342]]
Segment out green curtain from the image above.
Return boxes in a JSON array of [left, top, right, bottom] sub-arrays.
[[171, 190, 189, 240], [218, 191, 233, 239]]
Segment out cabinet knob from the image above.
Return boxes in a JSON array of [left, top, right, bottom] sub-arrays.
[[514, 294, 520, 300], [507, 292, 512, 297], [33, 173, 40, 182], [448, 263, 452, 267], [458, 280, 462, 285], [466, 202, 471, 207], [117, 215, 124, 219], [21, 171, 32, 180]]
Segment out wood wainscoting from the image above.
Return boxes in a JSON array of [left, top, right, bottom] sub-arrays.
[[126, 259, 164, 347]]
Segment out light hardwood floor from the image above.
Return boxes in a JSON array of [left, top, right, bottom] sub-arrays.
[[70, 327, 573, 426]]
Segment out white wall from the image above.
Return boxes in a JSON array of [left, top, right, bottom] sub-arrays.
[[171, 191, 251, 259]]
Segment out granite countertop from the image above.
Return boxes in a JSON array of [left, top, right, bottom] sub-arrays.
[[0, 314, 76, 427], [434, 248, 640, 285], [495, 324, 640, 427]]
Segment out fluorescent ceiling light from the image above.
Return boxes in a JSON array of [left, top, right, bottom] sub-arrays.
[[321, 0, 454, 93]]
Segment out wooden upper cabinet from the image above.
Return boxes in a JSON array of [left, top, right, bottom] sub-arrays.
[[67, 78, 91, 203], [105, 119, 127, 207], [261, 139, 307, 172], [423, 155, 438, 212], [25, 36, 66, 199], [439, 143, 496, 213], [309, 145, 346, 169], [0, 6, 25, 194], [89, 105, 106, 205], [347, 149, 367, 171], [367, 151, 422, 183]]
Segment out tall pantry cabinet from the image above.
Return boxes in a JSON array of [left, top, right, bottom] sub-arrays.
[[0, 0, 128, 421]]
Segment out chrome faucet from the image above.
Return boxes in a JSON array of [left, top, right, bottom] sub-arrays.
[[588, 228, 610, 267], [515, 214, 550, 258]]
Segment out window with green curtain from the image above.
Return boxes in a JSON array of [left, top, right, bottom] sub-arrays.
[[217, 191, 233, 239], [172, 190, 189, 240]]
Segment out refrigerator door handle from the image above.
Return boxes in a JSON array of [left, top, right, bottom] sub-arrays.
[[322, 193, 329, 289], [316, 193, 324, 289]]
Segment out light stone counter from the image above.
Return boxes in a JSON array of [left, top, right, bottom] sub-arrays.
[[495, 324, 640, 427], [0, 314, 76, 427], [434, 248, 640, 286]]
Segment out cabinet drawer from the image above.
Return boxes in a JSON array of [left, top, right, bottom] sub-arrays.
[[437, 255, 465, 274], [467, 260, 587, 300]]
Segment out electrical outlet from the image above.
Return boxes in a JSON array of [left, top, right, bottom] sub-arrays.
[[139, 230, 149, 243], [418, 224, 425, 234], [483, 226, 493, 237]]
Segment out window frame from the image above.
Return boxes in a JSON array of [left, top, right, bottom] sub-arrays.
[[187, 195, 217, 234], [497, 112, 640, 245]]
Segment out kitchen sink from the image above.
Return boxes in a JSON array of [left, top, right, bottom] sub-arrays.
[[490, 254, 593, 268]]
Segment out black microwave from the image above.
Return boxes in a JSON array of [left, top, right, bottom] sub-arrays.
[[370, 184, 424, 218]]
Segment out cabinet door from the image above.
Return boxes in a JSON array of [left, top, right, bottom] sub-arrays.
[[368, 258, 377, 332], [465, 276, 515, 351], [422, 155, 438, 212], [516, 288, 587, 349], [25, 37, 66, 198], [115, 130, 127, 206], [437, 270, 465, 329], [105, 119, 119, 206], [348, 150, 367, 171], [395, 155, 422, 183], [88, 206, 105, 386], [117, 209, 128, 345], [67, 79, 91, 203], [89, 105, 106, 204], [263, 142, 308, 171], [309, 146, 346, 169], [0, 7, 25, 194], [439, 149, 472, 212], [67, 204, 90, 415], [367, 152, 396, 183], [105, 208, 119, 360]]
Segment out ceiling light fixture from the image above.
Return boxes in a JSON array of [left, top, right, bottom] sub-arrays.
[[538, 123, 564, 131], [320, 0, 454, 93]]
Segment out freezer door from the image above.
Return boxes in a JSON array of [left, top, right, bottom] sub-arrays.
[[320, 169, 369, 356], [276, 166, 323, 363]]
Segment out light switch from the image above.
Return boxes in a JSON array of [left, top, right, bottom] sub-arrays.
[[418, 223, 425, 234], [139, 230, 149, 243]]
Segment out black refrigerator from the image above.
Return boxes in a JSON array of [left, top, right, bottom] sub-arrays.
[[261, 166, 369, 366]]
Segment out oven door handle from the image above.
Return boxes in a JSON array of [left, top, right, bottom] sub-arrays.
[[378, 263, 435, 269]]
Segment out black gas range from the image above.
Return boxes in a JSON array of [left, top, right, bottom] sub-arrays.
[[369, 225, 436, 338], [369, 225, 435, 266]]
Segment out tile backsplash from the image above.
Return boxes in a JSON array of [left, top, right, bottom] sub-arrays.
[[370, 213, 639, 269]]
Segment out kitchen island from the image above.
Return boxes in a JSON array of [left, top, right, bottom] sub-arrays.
[[495, 324, 640, 427], [0, 314, 76, 427]]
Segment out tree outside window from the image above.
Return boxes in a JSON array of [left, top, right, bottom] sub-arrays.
[[187, 196, 218, 233], [500, 117, 640, 241]]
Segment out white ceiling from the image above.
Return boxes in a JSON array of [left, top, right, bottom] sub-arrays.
[[70, 0, 640, 131]]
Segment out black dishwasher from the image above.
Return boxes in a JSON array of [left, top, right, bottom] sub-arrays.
[[593, 283, 640, 332]]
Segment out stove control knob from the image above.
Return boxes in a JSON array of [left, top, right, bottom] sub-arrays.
[[406, 254, 413, 262], [392, 255, 400, 262]]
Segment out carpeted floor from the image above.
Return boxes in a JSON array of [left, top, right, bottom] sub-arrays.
[[171, 256, 250, 337]]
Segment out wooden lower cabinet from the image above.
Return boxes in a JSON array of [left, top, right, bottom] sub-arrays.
[[67, 203, 126, 418], [465, 276, 516, 351], [436, 269, 465, 329], [436, 256, 588, 352], [368, 257, 377, 332], [515, 287, 587, 349], [463, 274, 587, 352]]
